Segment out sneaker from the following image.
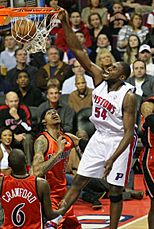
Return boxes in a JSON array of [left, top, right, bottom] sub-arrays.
[[92, 200, 102, 210]]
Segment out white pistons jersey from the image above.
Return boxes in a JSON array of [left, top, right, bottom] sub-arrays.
[[90, 81, 135, 135]]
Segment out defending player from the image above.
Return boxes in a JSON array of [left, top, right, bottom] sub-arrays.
[[31, 108, 81, 229], [141, 95, 154, 229], [0, 148, 65, 229], [57, 10, 137, 229]]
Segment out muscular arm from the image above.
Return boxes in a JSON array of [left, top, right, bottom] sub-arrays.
[[104, 92, 136, 177], [59, 11, 103, 86], [31, 135, 66, 177], [37, 178, 65, 219]]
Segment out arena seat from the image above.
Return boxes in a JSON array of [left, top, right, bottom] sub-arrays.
[[29, 106, 38, 126], [0, 94, 5, 105]]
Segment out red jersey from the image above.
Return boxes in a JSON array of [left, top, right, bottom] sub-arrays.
[[1, 175, 43, 229], [41, 131, 73, 198], [141, 96, 154, 198]]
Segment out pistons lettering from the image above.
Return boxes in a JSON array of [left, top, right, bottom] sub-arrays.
[[94, 95, 116, 114]]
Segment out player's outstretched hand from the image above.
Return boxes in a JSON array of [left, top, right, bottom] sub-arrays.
[[104, 158, 114, 178], [65, 133, 80, 146]]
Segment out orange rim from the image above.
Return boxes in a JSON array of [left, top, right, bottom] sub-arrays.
[[0, 7, 62, 17]]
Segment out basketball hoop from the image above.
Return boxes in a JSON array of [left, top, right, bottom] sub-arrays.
[[0, 7, 62, 53]]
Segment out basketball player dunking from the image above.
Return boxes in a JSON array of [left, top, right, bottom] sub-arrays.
[[57, 10, 137, 229]]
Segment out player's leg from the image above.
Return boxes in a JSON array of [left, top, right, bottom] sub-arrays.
[[59, 174, 91, 213], [148, 198, 154, 229], [109, 184, 123, 229]]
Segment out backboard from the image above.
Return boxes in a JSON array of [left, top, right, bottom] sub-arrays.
[[0, 0, 45, 7], [10, 0, 45, 7]]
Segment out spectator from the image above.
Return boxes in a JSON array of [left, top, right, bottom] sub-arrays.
[[91, 33, 121, 62], [37, 83, 75, 133], [67, 31, 92, 65], [0, 92, 33, 166], [88, 12, 111, 47], [30, 52, 48, 69], [46, 0, 59, 9], [6, 48, 38, 90], [68, 75, 93, 113], [62, 60, 94, 94], [55, 10, 92, 52], [36, 46, 72, 92], [123, 0, 153, 15], [123, 34, 141, 65], [0, 127, 13, 226], [127, 60, 154, 98], [138, 44, 154, 76], [15, 70, 45, 107], [117, 13, 149, 51], [95, 49, 115, 71], [0, 127, 13, 175], [143, 28, 154, 55], [81, 0, 108, 27], [0, 34, 17, 71], [107, 1, 130, 35]]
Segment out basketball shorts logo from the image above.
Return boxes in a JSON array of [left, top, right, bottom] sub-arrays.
[[115, 173, 124, 180]]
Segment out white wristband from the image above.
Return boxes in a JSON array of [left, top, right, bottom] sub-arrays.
[[52, 215, 63, 224]]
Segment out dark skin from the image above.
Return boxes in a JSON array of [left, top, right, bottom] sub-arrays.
[[58, 10, 136, 229], [31, 109, 67, 177], [31, 109, 80, 178], [0, 160, 65, 222]]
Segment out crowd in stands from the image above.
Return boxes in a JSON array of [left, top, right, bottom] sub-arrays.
[[0, 0, 154, 220]]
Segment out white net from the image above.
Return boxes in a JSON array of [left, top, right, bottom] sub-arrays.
[[11, 12, 59, 53]]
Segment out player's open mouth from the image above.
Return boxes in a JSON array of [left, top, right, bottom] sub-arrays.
[[103, 70, 109, 78], [52, 115, 59, 120]]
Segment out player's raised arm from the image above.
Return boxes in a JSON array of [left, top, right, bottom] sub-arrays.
[[58, 10, 103, 86]]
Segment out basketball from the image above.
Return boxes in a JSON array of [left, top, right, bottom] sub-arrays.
[[11, 19, 37, 42]]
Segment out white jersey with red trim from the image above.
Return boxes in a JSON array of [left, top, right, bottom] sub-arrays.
[[90, 81, 135, 134]]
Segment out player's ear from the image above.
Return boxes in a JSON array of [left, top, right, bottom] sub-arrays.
[[42, 119, 46, 125], [120, 74, 125, 81]]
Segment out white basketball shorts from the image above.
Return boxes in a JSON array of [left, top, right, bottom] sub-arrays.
[[77, 130, 137, 187]]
